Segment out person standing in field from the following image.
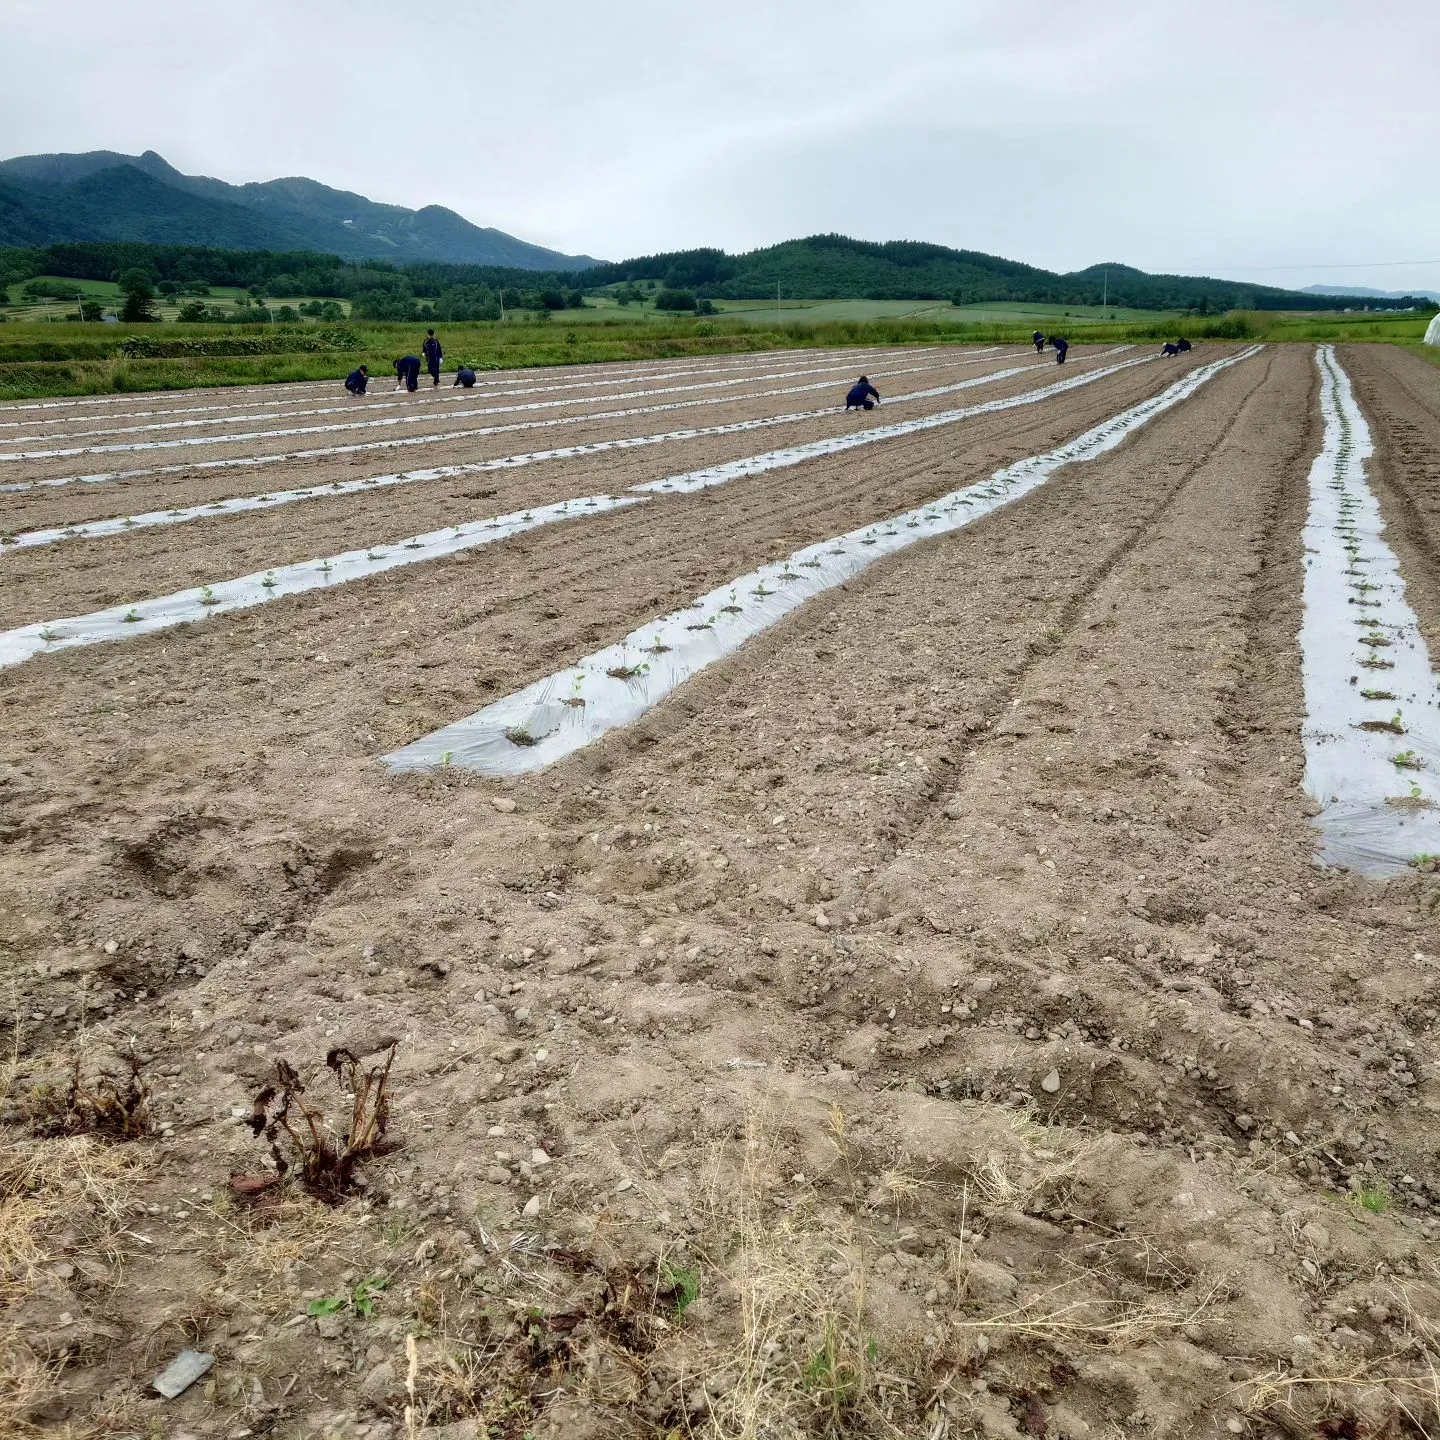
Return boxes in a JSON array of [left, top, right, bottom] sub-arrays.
[[1032, 330, 1045, 353], [394, 355, 422, 391], [845, 375, 881, 411], [422, 329, 443, 386], [1050, 336, 1069, 365], [453, 365, 477, 388], [344, 364, 369, 395]]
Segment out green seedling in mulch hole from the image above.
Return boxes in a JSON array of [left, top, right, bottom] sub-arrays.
[[522, 511, 534, 522], [262, 572, 278, 590], [829, 547, 846, 556], [257, 495, 271, 502], [906, 520, 922, 529], [122, 517, 136, 528], [1358, 713, 1405, 735], [123, 608, 142, 624], [403, 541, 424, 550], [1408, 855, 1440, 874], [39, 627, 60, 644], [366, 551, 384, 561], [563, 674, 586, 708], [799, 559, 822, 569], [505, 726, 538, 747], [720, 589, 742, 615], [319, 559, 333, 574], [166, 510, 183, 517], [1361, 689, 1396, 701], [206, 502, 225, 511], [63, 528, 78, 538], [1360, 658, 1395, 670], [199, 585, 219, 607], [685, 619, 714, 631], [778, 569, 801, 582], [1393, 751, 1423, 772], [860, 537, 878, 546], [751, 583, 774, 599], [440, 751, 453, 766], [642, 638, 672, 655], [308, 1275, 389, 1320], [607, 662, 650, 681], [247, 1042, 397, 1204], [0, 535, 14, 546], [1361, 633, 1391, 647], [659, 1259, 701, 1318]]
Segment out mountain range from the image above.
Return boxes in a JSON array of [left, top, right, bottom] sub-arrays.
[[1300, 283, 1440, 304], [0, 150, 596, 270]]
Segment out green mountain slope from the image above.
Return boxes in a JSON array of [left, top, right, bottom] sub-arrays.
[[0, 150, 598, 271], [588, 235, 1424, 312]]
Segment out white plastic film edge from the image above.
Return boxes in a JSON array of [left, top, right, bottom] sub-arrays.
[[0, 351, 1140, 664], [0, 495, 644, 669], [1300, 345, 1440, 874], [0, 353, 1023, 495], [0, 345, 962, 434], [383, 345, 1261, 775], [0, 357, 1085, 551]]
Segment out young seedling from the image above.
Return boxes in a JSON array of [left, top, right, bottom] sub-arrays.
[[366, 550, 385, 561], [1393, 751, 1423, 772], [199, 585, 219, 606], [1408, 854, 1439, 873], [1350, 1180, 1392, 1214], [318, 559, 333, 574], [751, 582, 774, 598], [505, 726, 539, 747], [122, 608, 142, 623], [39, 626, 60, 643], [403, 540, 424, 550], [261, 571, 278, 590], [607, 661, 650, 681], [563, 673, 586, 708], [720, 588, 743, 615], [440, 751, 453, 766], [307, 1275, 389, 1320], [1361, 689, 1396, 701]]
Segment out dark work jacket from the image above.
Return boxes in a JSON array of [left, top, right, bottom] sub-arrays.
[[846, 381, 880, 406], [344, 369, 368, 394], [422, 337, 443, 364], [454, 367, 477, 387]]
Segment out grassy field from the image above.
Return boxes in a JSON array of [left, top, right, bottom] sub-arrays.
[[1, 276, 354, 324], [0, 307, 1430, 401]]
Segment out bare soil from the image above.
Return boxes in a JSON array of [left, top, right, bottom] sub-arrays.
[[3, 342, 1439, 1440]]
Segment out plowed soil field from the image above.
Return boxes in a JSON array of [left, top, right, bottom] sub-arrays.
[[3, 342, 1439, 1440]]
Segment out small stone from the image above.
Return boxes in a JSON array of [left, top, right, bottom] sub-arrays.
[[361, 1361, 402, 1403], [1226, 1421, 1244, 1435], [534, 1048, 549, 1063], [104, 940, 119, 955], [615, 1178, 633, 1192], [485, 1166, 510, 1185], [521, 1195, 541, 1219], [531, 1148, 551, 1166], [1040, 1069, 1061, 1095], [814, 910, 831, 930], [491, 798, 517, 814]]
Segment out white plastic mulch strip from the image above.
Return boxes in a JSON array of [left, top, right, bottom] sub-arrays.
[[0, 495, 644, 670], [382, 346, 1261, 775], [0, 345, 939, 429], [1, 350, 961, 445], [0, 354, 1005, 495], [0, 356, 1082, 551], [0, 348, 1152, 667], [631, 348, 1146, 497], [1300, 345, 1440, 874]]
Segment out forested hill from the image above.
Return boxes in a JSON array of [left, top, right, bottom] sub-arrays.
[[0, 150, 597, 271], [587, 235, 1426, 312]]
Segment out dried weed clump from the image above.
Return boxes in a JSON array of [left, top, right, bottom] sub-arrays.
[[22, 1049, 152, 1142], [249, 1042, 396, 1203]]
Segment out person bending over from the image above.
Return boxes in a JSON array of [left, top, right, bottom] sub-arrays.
[[1032, 330, 1045, 353], [845, 375, 881, 411], [453, 365, 477, 388], [422, 329, 443, 386], [395, 355, 422, 392], [1050, 336, 1069, 365], [1177, 337, 1192, 353], [344, 364, 369, 395]]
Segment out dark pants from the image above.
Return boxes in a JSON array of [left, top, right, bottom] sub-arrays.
[[398, 360, 420, 391], [428, 359, 441, 385], [847, 399, 875, 411], [345, 381, 366, 395], [1055, 350, 1067, 364]]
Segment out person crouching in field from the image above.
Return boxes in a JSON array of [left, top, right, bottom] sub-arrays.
[[453, 365, 477, 388], [1050, 336, 1069, 364], [394, 355, 422, 392], [344, 364, 369, 395], [1033, 330, 1045, 353], [845, 375, 881, 411], [422, 329, 443, 386]]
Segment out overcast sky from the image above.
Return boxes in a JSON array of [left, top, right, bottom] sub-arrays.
[[5, 0, 1438, 291]]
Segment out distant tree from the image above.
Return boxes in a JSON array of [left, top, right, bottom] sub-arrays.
[[79, 299, 106, 322], [318, 300, 345, 322], [116, 266, 158, 293], [437, 285, 500, 322], [247, 284, 265, 299], [654, 288, 698, 312], [157, 280, 180, 296], [564, 290, 585, 309], [119, 276, 157, 323], [275, 305, 300, 322], [176, 300, 210, 323], [0, 290, 8, 306], [695, 298, 717, 315], [539, 289, 567, 310]]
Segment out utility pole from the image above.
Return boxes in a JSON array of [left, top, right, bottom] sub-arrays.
[[1103, 266, 1108, 315], [498, 285, 504, 324], [776, 279, 781, 330]]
